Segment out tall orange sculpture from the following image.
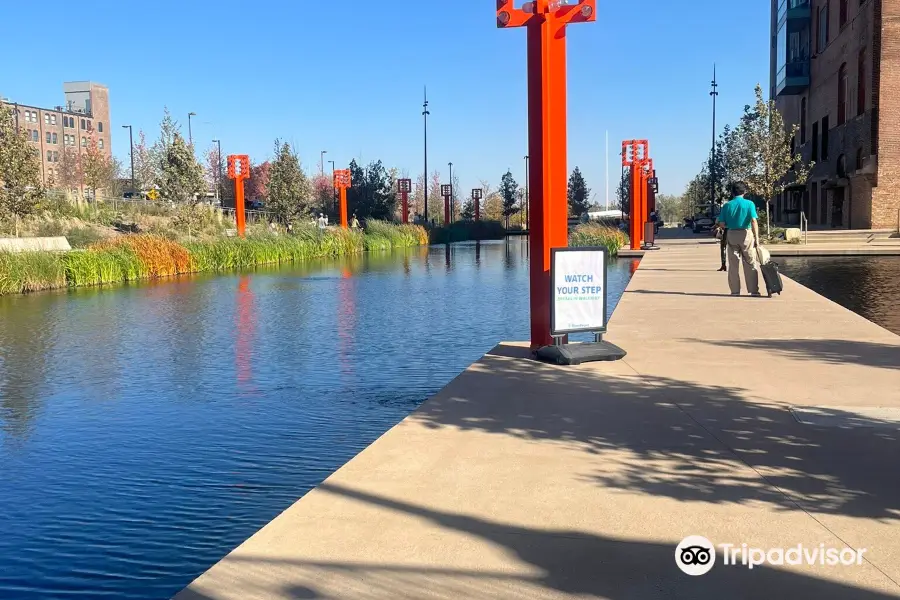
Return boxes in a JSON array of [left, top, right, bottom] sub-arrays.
[[441, 184, 452, 226], [497, 0, 596, 350], [398, 178, 412, 224], [622, 140, 650, 251], [227, 155, 250, 237], [333, 169, 352, 228], [472, 188, 483, 222]]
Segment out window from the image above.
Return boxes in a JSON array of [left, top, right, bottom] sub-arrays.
[[98, 139, 104, 149], [817, 2, 829, 53], [812, 121, 819, 161], [86, 121, 92, 132], [46, 132, 52, 144], [801, 97, 808, 144], [98, 122, 103, 133], [80, 118, 86, 129], [52, 151, 58, 162], [51, 133, 58, 144], [81, 136, 87, 147], [50, 114, 57, 125], [822, 115, 830, 160], [47, 150, 52, 162], [31, 130, 39, 142], [44, 113, 50, 125], [838, 63, 848, 125], [858, 48, 867, 115], [840, 0, 848, 27]]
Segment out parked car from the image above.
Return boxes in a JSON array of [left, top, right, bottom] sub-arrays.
[[691, 215, 716, 234]]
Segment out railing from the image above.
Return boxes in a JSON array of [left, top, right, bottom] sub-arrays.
[[800, 211, 809, 245]]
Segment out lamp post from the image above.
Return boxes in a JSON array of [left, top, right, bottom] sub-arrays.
[[188, 112, 196, 145], [320, 150, 328, 175], [328, 159, 336, 219], [212, 138, 222, 205], [422, 87, 430, 223], [497, 0, 596, 350], [710, 65, 719, 210], [448, 162, 453, 223], [122, 124, 134, 193]]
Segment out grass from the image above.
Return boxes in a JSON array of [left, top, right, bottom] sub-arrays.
[[569, 223, 628, 256], [0, 222, 429, 295], [429, 220, 507, 244]]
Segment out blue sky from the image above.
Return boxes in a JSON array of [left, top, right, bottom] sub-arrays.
[[0, 0, 769, 200]]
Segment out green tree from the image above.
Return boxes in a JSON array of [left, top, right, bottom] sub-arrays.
[[348, 159, 397, 222], [267, 140, 310, 224], [460, 198, 475, 221], [151, 107, 179, 181], [133, 130, 157, 193], [499, 170, 520, 228], [616, 169, 630, 214], [82, 137, 118, 202], [567, 166, 591, 217], [159, 133, 205, 203], [0, 103, 43, 235]]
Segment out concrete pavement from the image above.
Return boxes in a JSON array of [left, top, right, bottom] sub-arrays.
[[174, 234, 900, 600]]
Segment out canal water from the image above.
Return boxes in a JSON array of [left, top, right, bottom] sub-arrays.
[[0, 239, 636, 600], [779, 256, 900, 336]]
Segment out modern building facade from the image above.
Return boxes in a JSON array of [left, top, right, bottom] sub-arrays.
[[770, 0, 900, 230], [2, 82, 111, 188]]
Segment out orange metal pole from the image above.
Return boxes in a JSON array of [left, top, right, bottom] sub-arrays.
[[444, 194, 450, 225], [630, 164, 641, 250], [401, 191, 409, 224], [235, 178, 246, 238], [340, 188, 348, 228], [475, 197, 480, 221]]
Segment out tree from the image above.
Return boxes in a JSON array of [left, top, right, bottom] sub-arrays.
[[150, 107, 179, 175], [0, 103, 43, 235], [267, 140, 310, 224], [426, 170, 443, 224], [57, 146, 83, 193], [460, 198, 475, 221], [655, 193, 691, 225], [133, 130, 157, 193], [499, 170, 520, 228], [347, 159, 397, 222], [82, 137, 118, 202], [567, 167, 591, 217], [481, 180, 503, 222], [616, 169, 630, 214], [247, 161, 271, 203], [159, 133, 205, 203], [203, 143, 223, 200], [729, 84, 813, 235]]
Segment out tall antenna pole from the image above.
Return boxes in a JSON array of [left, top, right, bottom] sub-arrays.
[[710, 65, 719, 211], [605, 130, 609, 211], [423, 87, 430, 222]]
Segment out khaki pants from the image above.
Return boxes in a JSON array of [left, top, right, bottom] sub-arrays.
[[726, 229, 760, 295]]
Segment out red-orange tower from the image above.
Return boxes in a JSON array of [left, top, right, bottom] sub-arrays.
[[227, 155, 250, 237]]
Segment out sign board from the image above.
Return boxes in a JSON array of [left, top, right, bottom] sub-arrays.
[[550, 247, 608, 336]]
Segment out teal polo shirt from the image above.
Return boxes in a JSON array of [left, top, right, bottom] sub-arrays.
[[717, 196, 758, 230]]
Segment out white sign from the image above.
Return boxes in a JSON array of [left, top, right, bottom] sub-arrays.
[[550, 248, 607, 335]]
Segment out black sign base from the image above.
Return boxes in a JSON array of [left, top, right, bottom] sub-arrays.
[[535, 341, 627, 366]]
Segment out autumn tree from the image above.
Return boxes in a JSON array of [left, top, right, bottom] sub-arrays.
[[567, 166, 591, 217], [82, 137, 118, 202], [247, 161, 271, 203], [151, 107, 179, 173], [133, 130, 157, 193], [160, 133, 205, 203], [57, 146, 83, 194], [426, 170, 443, 224], [310, 171, 332, 219], [267, 140, 310, 224], [499, 170, 520, 228], [481, 179, 503, 222], [0, 103, 43, 235], [204, 143, 224, 202]]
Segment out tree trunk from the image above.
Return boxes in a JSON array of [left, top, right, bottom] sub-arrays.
[[14, 215, 19, 238]]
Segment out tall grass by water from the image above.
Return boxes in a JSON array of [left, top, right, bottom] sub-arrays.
[[0, 222, 428, 295], [569, 223, 628, 256]]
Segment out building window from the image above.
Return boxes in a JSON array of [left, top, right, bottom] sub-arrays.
[[44, 113, 50, 125], [47, 150, 52, 162], [32, 130, 39, 142], [858, 48, 867, 116], [817, 2, 829, 53], [98, 139, 104, 149], [98, 122, 103, 133], [838, 63, 848, 125], [822, 115, 830, 160], [81, 136, 87, 147], [46, 132, 52, 144], [51, 133, 58, 144], [840, 0, 848, 27], [812, 121, 819, 161], [801, 97, 808, 144], [86, 121, 92, 132], [80, 118, 86, 129], [53, 151, 58, 162], [50, 114, 57, 125], [856, 148, 864, 170]]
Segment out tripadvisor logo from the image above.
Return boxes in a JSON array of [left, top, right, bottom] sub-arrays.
[[675, 535, 868, 575]]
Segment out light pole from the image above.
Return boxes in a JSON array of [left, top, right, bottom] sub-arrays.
[[448, 162, 453, 223], [524, 154, 530, 230], [188, 112, 196, 145], [423, 87, 430, 223], [328, 159, 336, 218], [122, 124, 134, 193], [320, 150, 328, 175], [212, 139, 222, 205], [709, 65, 719, 210]]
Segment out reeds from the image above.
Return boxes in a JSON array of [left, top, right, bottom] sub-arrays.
[[569, 223, 628, 256]]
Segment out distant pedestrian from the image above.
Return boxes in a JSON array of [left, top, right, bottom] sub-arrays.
[[317, 213, 327, 230], [716, 182, 761, 296], [351, 214, 360, 229]]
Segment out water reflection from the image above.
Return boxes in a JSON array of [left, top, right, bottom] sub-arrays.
[[779, 256, 900, 335], [0, 238, 635, 600]]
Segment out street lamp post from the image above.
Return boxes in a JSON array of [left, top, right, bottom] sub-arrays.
[[188, 112, 197, 145], [710, 65, 719, 210], [328, 159, 336, 219], [212, 139, 222, 205], [122, 125, 134, 193], [320, 150, 328, 175], [448, 162, 453, 223], [423, 87, 430, 223]]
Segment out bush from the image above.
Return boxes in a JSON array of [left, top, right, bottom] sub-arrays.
[[429, 220, 506, 244], [65, 226, 105, 249], [569, 223, 628, 256]]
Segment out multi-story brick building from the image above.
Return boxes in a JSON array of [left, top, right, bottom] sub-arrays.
[[2, 81, 111, 188], [770, 0, 900, 230]]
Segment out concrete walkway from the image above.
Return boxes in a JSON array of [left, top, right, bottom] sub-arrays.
[[175, 235, 900, 600]]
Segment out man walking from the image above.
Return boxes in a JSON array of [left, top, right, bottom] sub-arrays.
[[716, 182, 761, 296]]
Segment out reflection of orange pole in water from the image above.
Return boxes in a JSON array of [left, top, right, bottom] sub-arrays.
[[630, 259, 640, 276], [337, 268, 356, 378], [236, 275, 255, 388]]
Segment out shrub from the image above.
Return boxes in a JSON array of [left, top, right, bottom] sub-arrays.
[[65, 226, 105, 249]]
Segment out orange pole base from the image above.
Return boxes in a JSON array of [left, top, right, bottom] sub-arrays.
[[235, 179, 246, 238], [340, 188, 348, 228]]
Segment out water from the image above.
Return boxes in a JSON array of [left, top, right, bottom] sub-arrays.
[[0, 239, 635, 600], [779, 256, 900, 335]]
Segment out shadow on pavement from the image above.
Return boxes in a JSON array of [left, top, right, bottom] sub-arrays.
[[694, 338, 900, 371]]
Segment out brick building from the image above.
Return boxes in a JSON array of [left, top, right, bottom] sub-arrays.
[[2, 81, 111, 188], [770, 0, 900, 230]]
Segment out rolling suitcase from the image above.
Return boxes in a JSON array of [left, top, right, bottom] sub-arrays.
[[759, 257, 784, 297]]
